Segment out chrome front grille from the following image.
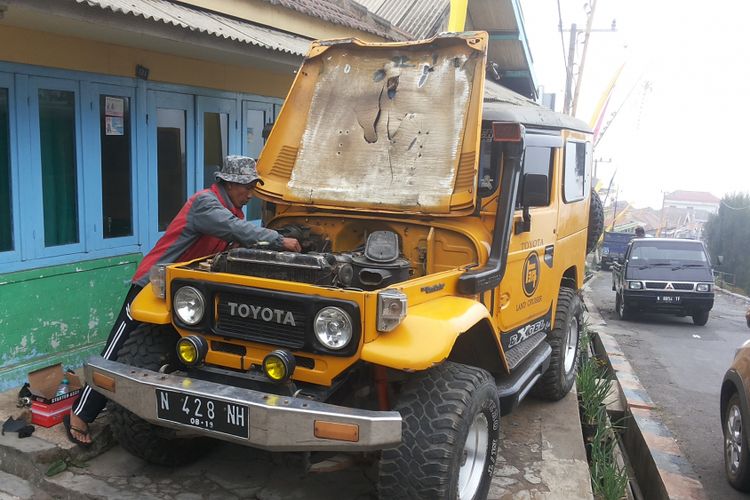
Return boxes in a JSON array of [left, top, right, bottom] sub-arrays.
[[673, 283, 694, 290], [645, 282, 667, 290], [644, 281, 695, 291]]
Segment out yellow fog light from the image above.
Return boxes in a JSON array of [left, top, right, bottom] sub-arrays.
[[176, 336, 208, 366], [263, 350, 296, 383]]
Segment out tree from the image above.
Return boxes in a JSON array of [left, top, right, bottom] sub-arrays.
[[704, 193, 750, 295]]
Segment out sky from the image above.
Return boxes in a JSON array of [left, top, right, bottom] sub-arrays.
[[518, 0, 750, 208]]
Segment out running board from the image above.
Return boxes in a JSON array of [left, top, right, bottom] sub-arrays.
[[504, 330, 547, 370], [496, 341, 552, 416]]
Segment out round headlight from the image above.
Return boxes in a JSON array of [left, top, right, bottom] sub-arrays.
[[314, 307, 353, 350], [174, 286, 205, 325]]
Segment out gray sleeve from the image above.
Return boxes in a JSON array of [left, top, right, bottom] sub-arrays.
[[189, 193, 284, 248]]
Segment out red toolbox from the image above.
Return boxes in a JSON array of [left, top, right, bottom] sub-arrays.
[[28, 363, 82, 428]]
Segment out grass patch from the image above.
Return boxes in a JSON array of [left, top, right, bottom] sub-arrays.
[[577, 321, 630, 500]]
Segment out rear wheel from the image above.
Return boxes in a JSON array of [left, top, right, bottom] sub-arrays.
[[725, 393, 750, 491], [378, 362, 500, 500], [533, 287, 582, 401], [110, 324, 215, 466], [692, 310, 710, 326]]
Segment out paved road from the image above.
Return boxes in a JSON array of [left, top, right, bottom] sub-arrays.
[[587, 271, 750, 499]]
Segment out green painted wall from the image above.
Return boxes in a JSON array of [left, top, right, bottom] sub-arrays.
[[0, 254, 140, 391]]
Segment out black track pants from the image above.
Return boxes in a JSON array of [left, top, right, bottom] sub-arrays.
[[71, 284, 143, 423]]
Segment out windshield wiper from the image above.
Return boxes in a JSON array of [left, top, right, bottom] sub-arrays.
[[671, 263, 707, 270]]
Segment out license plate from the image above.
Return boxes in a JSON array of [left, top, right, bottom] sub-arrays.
[[155, 389, 249, 438], [657, 295, 681, 304]]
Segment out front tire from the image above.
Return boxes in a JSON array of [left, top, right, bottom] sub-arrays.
[[378, 362, 500, 500], [616, 292, 632, 321], [725, 393, 750, 491], [533, 287, 582, 401], [110, 324, 215, 466], [692, 310, 710, 326]]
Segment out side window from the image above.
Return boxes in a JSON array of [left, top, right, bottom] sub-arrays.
[[563, 141, 590, 203], [156, 108, 188, 231], [100, 95, 133, 238], [243, 100, 274, 221], [516, 146, 553, 207], [202, 111, 228, 189], [477, 123, 498, 197], [38, 88, 79, 247], [0, 86, 11, 252]]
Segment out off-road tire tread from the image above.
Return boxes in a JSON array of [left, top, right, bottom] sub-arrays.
[[533, 287, 581, 401], [109, 324, 213, 466], [587, 189, 605, 255], [378, 362, 498, 500]]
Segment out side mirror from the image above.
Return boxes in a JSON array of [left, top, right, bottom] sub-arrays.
[[514, 173, 550, 234], [521, 173, 549, 207], [717, 255, 724, 266]]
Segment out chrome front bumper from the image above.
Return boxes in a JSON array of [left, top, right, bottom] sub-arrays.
[[84, 357, 402, 452]]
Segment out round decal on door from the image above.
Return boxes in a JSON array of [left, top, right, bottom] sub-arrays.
[[522, 251, 540, 297]]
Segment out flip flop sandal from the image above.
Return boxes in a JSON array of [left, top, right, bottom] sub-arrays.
[[62, 414, 92, 449]]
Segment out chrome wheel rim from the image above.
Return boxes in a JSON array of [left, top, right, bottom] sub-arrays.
[[564, 316, 579, 374], [458, 412, 489, 499], [727, 404, 743, 475]]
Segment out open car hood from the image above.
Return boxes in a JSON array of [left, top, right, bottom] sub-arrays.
[[255, 32, 488, 215]]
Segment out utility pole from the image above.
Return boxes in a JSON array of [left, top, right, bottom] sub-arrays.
[[571, 0, 598, 116], [563, 23, 577, 115], [560, 5, 616, 117]]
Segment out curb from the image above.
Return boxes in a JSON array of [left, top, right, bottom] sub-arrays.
[[715, 285, 750, 303], [583, 290, 708, 500]]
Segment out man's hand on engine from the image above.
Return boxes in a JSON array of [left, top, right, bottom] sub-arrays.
[[282, 237, 302, 252]]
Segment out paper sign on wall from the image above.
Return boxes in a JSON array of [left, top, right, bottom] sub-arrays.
[[104, 96, 125, 135], [105, 96, 124, 117]]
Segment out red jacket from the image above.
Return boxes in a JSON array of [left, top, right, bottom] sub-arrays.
[[132, 183, 282, 286]]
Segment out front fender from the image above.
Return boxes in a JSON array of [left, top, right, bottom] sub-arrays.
[[360, 296, 492, 371], [130, 283, 170, 324]]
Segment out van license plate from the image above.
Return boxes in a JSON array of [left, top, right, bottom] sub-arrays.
[[657, 295, 681, 304], [155, 389, 249, 438]]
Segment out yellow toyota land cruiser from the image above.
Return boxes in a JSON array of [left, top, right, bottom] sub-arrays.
[[85, 32, 602, 499]]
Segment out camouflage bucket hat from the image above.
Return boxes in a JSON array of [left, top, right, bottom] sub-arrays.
[[215, 155, 264, 185]]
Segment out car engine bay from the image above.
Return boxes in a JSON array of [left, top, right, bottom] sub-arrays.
[[196, 226, 413, 291]]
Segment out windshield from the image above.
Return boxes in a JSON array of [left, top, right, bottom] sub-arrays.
[[629, 240, 708, 266], [604, 232, 634, 243]]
